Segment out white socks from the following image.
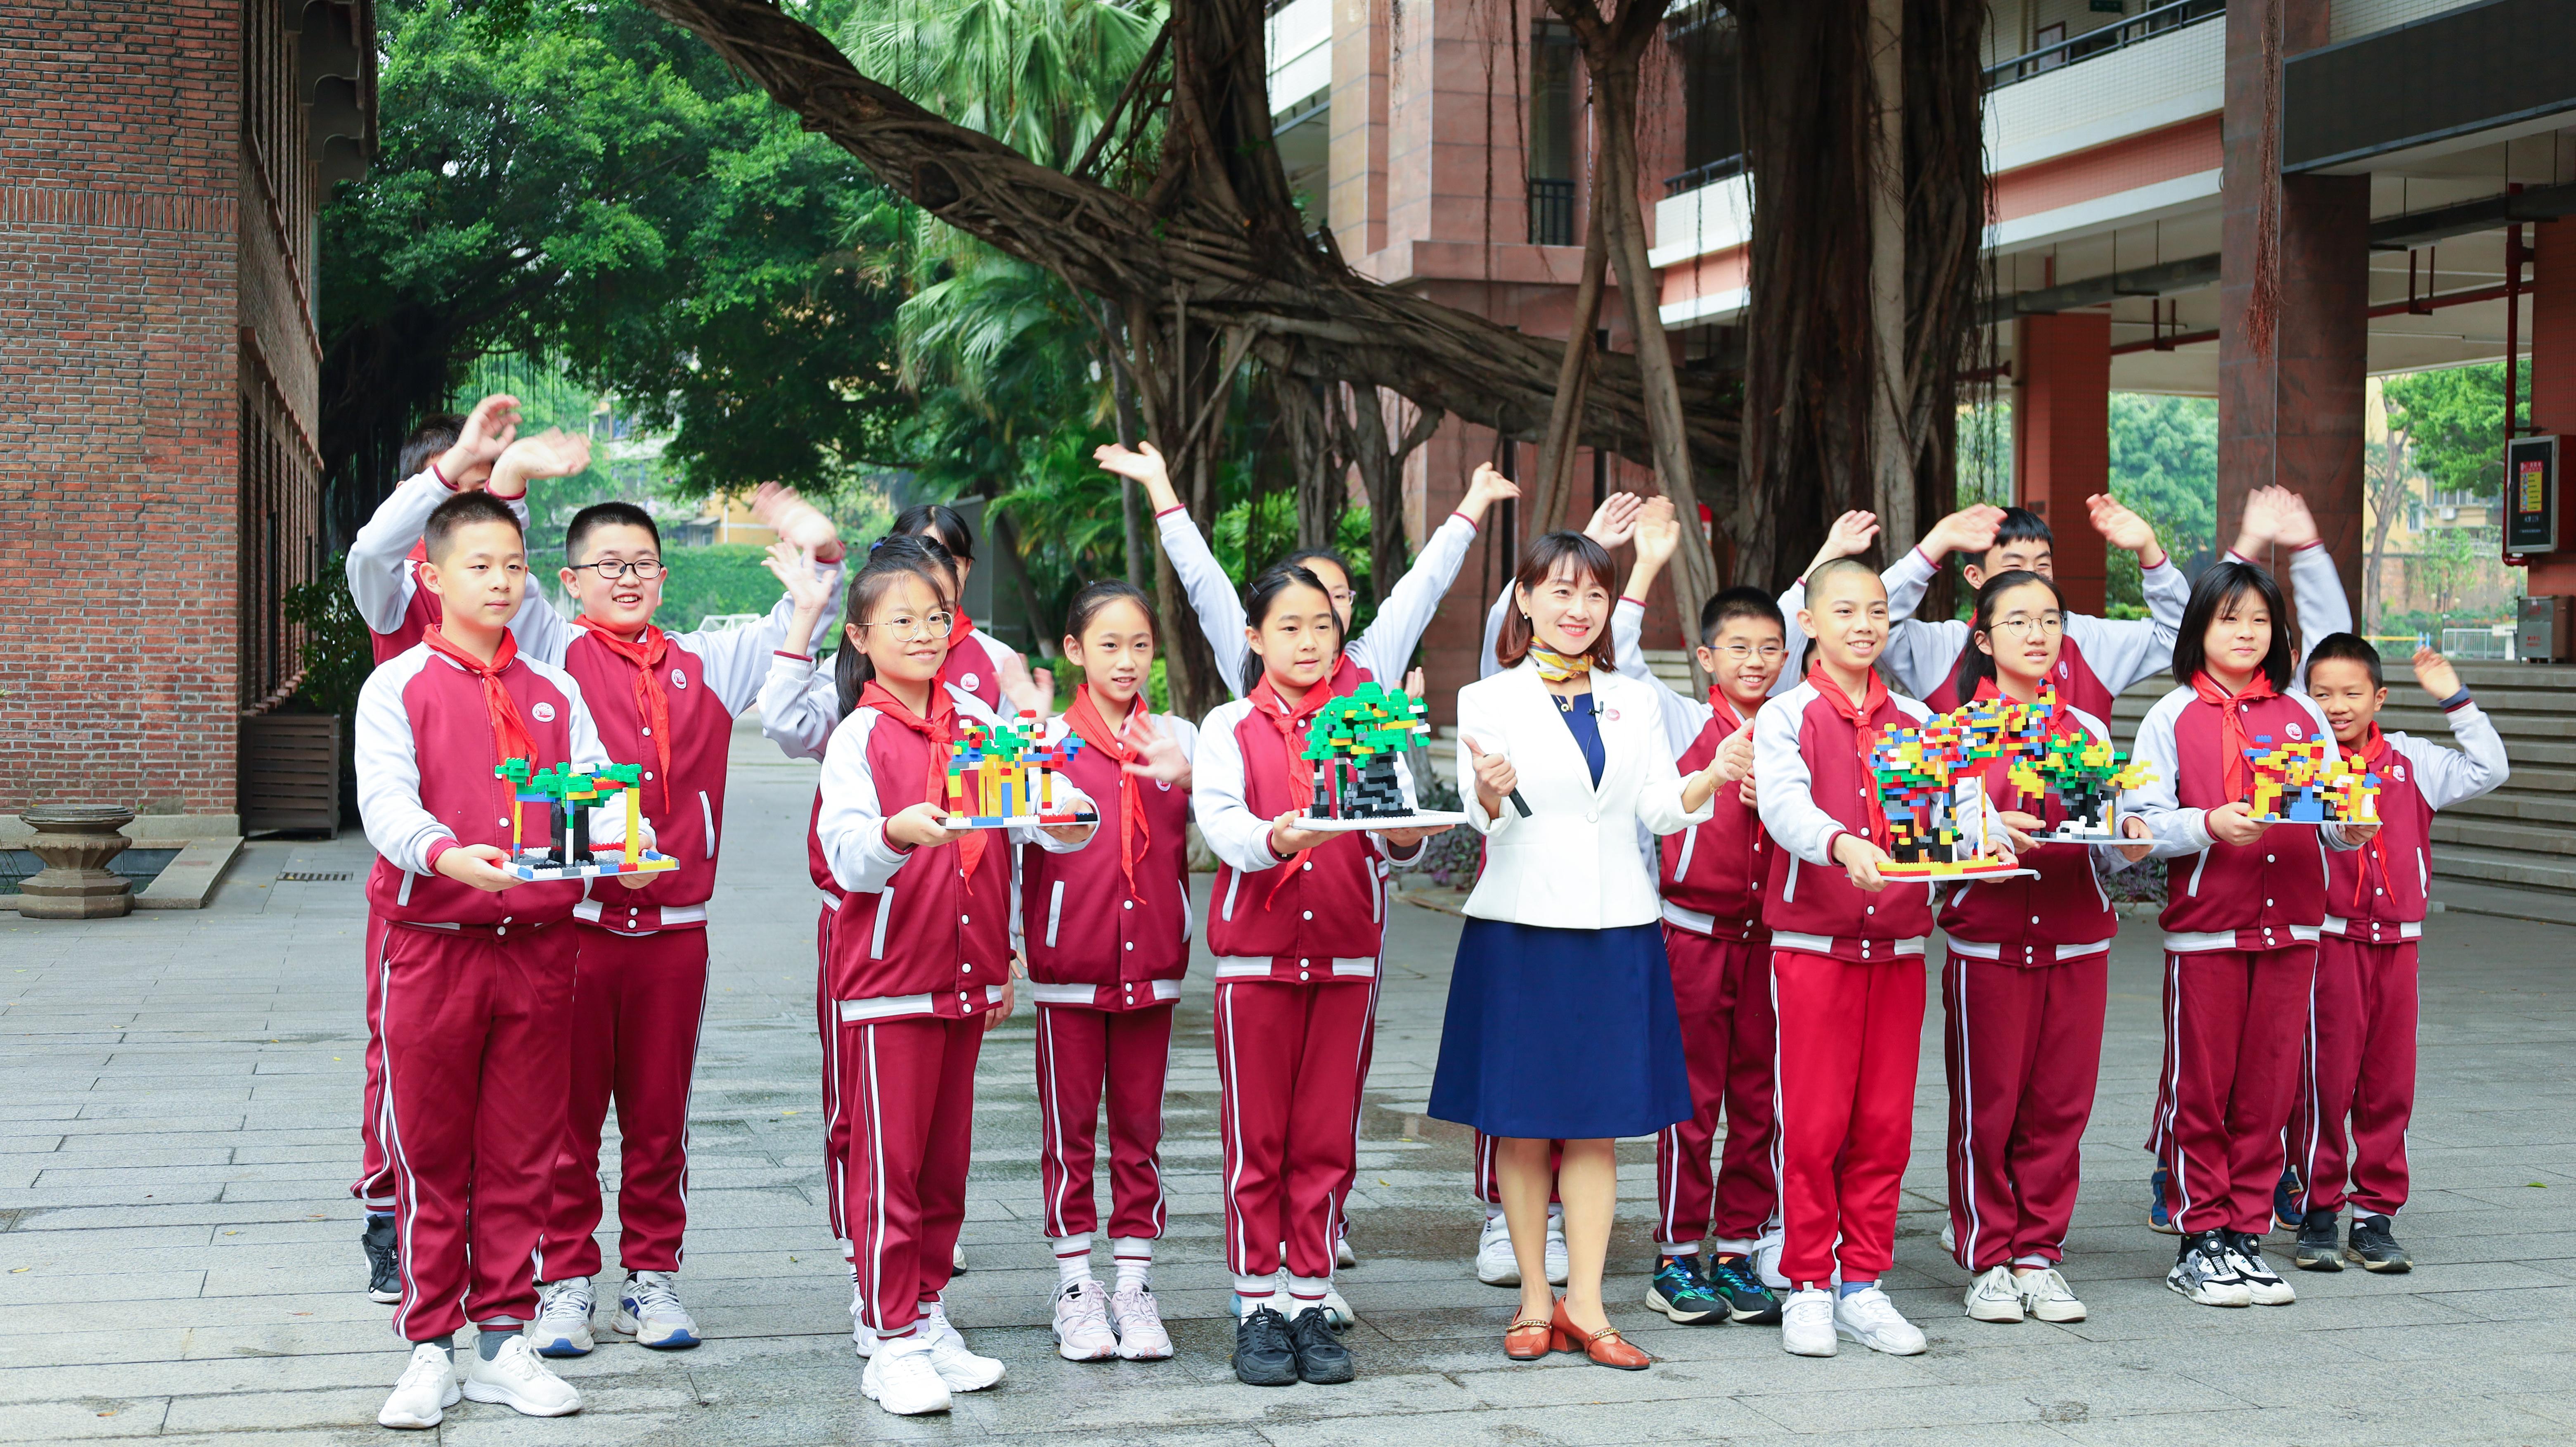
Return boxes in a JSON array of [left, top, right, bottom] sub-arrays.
[[1662, 1241, 1700, 1259], [1051, 1233, 1093, 1286], [1111, 1237, 1151, 1291]]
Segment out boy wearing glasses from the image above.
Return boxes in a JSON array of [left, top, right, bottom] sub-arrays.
[[1608, 500, 1789, 1327], [510, 496, 845, 1357]]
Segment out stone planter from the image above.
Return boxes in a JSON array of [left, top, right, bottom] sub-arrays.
[[18, 804, 136, 919]]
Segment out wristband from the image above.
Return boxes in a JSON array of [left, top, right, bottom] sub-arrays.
[[2438, 686, 2473, 712]]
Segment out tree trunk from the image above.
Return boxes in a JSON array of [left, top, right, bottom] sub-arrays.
[[1532, 176, 1609, 535], [1103, 312, 1151, 593], [1865, 0, 1913, 550], [1340, 387, 1446, 608]]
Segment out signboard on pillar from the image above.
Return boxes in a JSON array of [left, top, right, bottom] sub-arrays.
[[2505, 435, 2564, 558]]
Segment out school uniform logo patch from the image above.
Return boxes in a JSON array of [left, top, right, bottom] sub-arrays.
[[2286, 721, 2305, 740], [960, 673, 981, 692], [2390, 762, 2406, 782], [670, 668, 688, 689], [531, 702, 557, 723]]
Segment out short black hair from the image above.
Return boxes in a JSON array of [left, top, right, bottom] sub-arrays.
[[423, 491, 523, 564], [402, 413, 465, 480], [565, 501, 660, 563], [2304, 631, 2384, 690], [1988, 506, 2053, 559], [1700, 586, 1784, 647], [2172, 560, 2294, 692], [892, 503, 975, 563], [1805, 555, 1883, 600]]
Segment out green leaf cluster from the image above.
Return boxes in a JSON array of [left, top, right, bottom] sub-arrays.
[[2382, 363, 2524, 503], [2106, 393, 2218, 610]]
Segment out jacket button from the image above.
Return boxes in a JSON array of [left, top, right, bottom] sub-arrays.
[[1123, 900, 1133, 909], [962, 963, 973, 973], [960, 914, 970, 925], [1866, 906, 1875, 916], [2264, 898, 2273, 907], [2030, 916, 2039, 925], [641, 727, 651, 736], [1302, 910, 1313, 920], [1299, 958, 1309, 968], [1302, 861, 1313, 871], [1125, 942, 1134, 951], [495, 925, 508, 937], [644, 771, 654, 781], [503, 916, 512, 924], [1299, 971, 1310, 981], [2266, 854, 2275, 863]]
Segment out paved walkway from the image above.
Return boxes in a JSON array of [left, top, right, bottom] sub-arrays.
[[5, 714, 2575, 1445]]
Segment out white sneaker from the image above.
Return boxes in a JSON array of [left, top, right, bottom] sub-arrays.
[[615, 1270, 700, 1349], [1543, 1211, 1569, 1286], [2222, 1235, 2296, 1306], [849, 1279, 874, 1357], [1833, 1286, 1927, 1355], [1336, 1231, 1359, 1269], [1475, 1214, 1519, 1286], [920, 1302, 1005, 1391], [461, 1334, 582, 1417], [377, 1342, 459, 1430], [1964, 1265, 2024, 1323], [860, 1334, 952, 1416], [2015, 1267, 2086, 1323], [1753, 1228, 1788, 1290], [2166, 1232, 2253, 1307], [1780, 1286, 1837, 1356], [528, 1277, 594, 1357], [1320, 1285, 1354, 1329], [1939, 1219, 1957, 1256], [1054, 1279, 1119, 1361], [952, 1241, 968, 1273], [1108, 1282, 1173, 1360]]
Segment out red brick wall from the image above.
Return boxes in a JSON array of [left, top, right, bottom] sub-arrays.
[[0, 5, 243, 816]]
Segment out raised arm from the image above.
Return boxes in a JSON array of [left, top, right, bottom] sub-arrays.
[[2405, 648, 2511, 809], [346, 473, 447, 634], [2064, 492, 2190, 696], [1348, 463, 1518, 681], [757, 654, 843, 762], [1098, 442, 1252, 699]]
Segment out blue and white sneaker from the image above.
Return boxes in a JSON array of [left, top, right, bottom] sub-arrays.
[[1646, 1255, 1727, 1324], [528, 1277, 594, 1357], [2273, 1166, 2304, 1233], [2147, 1165, 2178, 1235], [615, 1270, 701, 1349]]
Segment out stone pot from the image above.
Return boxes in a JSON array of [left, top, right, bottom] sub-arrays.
[[17, 804, 137, 919]]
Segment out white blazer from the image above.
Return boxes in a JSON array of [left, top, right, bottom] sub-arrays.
[[1455, 661, 1712, 929]]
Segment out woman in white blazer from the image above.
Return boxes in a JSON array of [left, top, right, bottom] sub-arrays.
[[1427, 531, 1734, 1371]]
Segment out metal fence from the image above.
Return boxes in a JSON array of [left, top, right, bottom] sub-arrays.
[[1983, 0, 2226, 91], [2442, 626, 2517, 661], [1527, 178, 1577, 247]]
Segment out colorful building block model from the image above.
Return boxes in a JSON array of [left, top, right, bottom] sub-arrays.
[[2002, 690, 2158, 842], [1299, 682, 1434, 821], [1868, 692, 2054, 880], [943, 712, 1097, 828], [2242, 734, 2381, 825], [493, 757, 680, 881]]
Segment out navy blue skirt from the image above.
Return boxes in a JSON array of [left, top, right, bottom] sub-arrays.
[[1428, 918, 1692, 1140]]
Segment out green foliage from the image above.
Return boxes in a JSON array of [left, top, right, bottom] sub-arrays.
[[653, 545, 795, 633], [1214, 493, 1380, 635], [2106, 393, 2218, 610], [284, 559, 376, 718], [2382, 363, 2526, 502]]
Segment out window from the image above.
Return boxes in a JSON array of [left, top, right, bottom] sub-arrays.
[[1527, 22, 1579, 245]]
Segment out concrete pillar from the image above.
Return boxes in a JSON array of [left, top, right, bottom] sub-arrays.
[[2012, 312, 2112, 614], [2218, 0, 2367, 638], [2526, 221, 2576, 597]]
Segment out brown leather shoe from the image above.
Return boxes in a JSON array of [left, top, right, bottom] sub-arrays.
[[1504, 1302, 1557, 1361], [1551, 1298, 1651, 1370]]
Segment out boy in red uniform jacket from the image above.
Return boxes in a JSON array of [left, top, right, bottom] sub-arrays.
[[1751, 558, 1937, 1360], [2285, 637, 2506, 1273], [355, 492, 645, 1430], [1609, 501, 1785, 1327]]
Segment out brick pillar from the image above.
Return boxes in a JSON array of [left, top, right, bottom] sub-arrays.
[[2218, 0, 2367, 642], [2012, 312, 2112, 614], [2527, 221, 2576, 596]]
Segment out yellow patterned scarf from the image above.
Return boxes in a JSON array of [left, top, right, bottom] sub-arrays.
[[1530, 648, 1592, 683]]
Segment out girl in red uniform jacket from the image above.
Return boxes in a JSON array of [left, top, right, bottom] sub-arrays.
[[1194, 565, 1441, 1388], [2127, 561, 2375, 1310], [890, 503, 1054, 718], [1750, 558, 1937, 1361], [812, 550, 1096, 1416], [1019, 582, 1197, 1364], [1933, 571, 2157, 1328]]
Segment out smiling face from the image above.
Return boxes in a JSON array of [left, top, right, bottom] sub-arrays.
[[1974, 578, 2065, 688], [1698, 617, 1787, 709], [2306, 657, 2386, 745], [1065, 596, 1156, 708], [2202, 584, 2273, 689], [845, 572, 952, 690], [561, 521, 663, 636], [419, 519, 528, 639], [1515, 558, 1610, 659], [1799, 563, 1888, 675], [1246, 581, 1339, 695]]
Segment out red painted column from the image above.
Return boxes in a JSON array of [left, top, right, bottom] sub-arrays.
[[2012, 312, 2112, 614], [2526, 221, 2576, 597]]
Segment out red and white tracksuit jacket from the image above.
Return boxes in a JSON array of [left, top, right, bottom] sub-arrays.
[[1194, 694, 1423, 1292], [812, 688, 1093, 1336], [1938, 703, 2121, 1272], [1751, 677, 1936, 1289], [1018, 709, 1199, 1250], [354, 642, 625, 1342], [2290, 699, 2506, 1220], [939, 622, 1026, 715], [2128, 681, 2363, 1236]]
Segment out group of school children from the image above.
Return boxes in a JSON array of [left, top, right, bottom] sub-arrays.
[[343, 396, 2507, 1425]]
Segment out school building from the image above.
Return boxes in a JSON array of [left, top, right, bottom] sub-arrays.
[[1276, 0, 2576, 905], [0, 2, 375, 837]]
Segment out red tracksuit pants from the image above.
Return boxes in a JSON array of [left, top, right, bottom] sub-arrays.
[[2153, 944, 2317, 1236], [1941, 948, 2107, 1271], [352, 912, 395, 1213], [838, 1012, 983, 1336], [1212, 977, 1369, 1281], [1772, 948, 1923, 1288], [1333, 970, 1382, 1237], [1034, 1001, 1174, 1241], [2290, 936, 2417, 1219], [1655, 927, 1778, 1246], [378, 920, 576, 1342], [542, 925, 710, 1281]]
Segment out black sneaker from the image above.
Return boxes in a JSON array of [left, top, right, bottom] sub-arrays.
[[1288, 1305, 1355, 1384], [1705, 1252, 1783, 1324], [2272, 1165, 2304, 1231], [1232, 1306, 1298, 1386], [2165, 1231, 2251, 1307], [2293, 1208, 2344, 1272], [362, 1216, 400, 1304], [2222, 1229, 2296, 1305], [2346, 1214, 2413, 1273]]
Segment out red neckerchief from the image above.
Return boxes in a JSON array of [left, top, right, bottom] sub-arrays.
[[859, 679, 985, 888], [1705, 687, 1744, 735], [423, 626, 537, 769], [1809, 662, 1892, 847], [2345, 723, 2389, 905], [1064, 683, 1152, 901], [573, 617, 672, 812], [1248, 669, 1340, 904], [2192, 670, 2279, 804]]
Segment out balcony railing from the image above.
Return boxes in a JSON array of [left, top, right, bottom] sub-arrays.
[[1984, 0, 2224, 91], [1528, 177, 1577, 246], [1663, 152, 1747, 198]]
